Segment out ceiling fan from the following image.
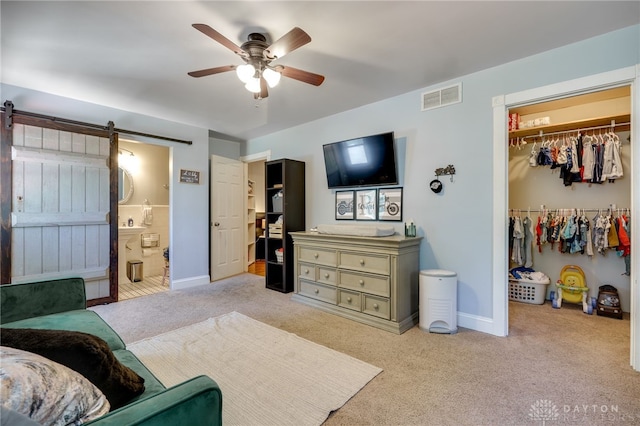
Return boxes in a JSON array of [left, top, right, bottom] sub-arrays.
[[188, 24, 325, 99]]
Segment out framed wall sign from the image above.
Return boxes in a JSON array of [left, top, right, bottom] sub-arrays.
[[378, 187, 403, 221], [179, 169, 200, 184], [355, 189, 377, 221], [335, 190, 355, 220]]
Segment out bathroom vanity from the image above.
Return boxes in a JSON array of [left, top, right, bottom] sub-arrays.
[[118, 226, 144, 283]]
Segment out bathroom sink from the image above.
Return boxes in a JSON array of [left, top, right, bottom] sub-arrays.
[[118, 226, 145, 283], [118, 226, 145, 237]]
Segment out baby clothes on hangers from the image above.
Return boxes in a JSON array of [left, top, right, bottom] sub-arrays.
[[511, 215, 524, 266], [593, 212, 608, 255], [523, 215, 534, 268], [607, 214, 620, 248], [581, 135, 594, 181]]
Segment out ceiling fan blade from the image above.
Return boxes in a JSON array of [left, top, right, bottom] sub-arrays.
[[279, 66, 325, 86], [188, 65, 236, 78], [192, 23, 244, 56], [264, 27, 311, 60]]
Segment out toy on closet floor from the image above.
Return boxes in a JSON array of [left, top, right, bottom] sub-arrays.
[[551, 265, 597, 314], [596, 284, 623, 319]]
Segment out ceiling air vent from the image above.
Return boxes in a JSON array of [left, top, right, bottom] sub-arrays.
[[421, 83, 462, 111]]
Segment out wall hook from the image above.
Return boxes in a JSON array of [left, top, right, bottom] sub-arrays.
[[434, 164, 456, 182]]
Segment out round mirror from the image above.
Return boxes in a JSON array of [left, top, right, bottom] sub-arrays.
[[118, 167, 134, 204]]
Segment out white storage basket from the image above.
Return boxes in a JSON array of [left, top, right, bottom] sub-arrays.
[[509, 279, 549, 305]]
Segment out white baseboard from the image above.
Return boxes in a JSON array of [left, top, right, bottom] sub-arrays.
[[171, 275, 210, 290], [457, 312, 505, 336]]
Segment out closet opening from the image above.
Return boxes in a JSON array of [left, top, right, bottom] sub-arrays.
[[242, 150, 270, 277], [506, 85, 632, 354]]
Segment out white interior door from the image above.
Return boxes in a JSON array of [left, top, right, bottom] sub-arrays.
[[10, 124, 111, 300], [210, 154, 244, 281]]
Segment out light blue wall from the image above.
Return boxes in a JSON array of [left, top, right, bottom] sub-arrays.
[[243, 25, 640, 319], [1, 84, 212, 286]]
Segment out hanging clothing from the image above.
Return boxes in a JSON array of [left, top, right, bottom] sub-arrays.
[[593, 213, 608, 255], [523, 216, 534, 268], [591, 142, 604, 184], [619, 215, 631, 275], [582, 136, 594, 181], [511, 216, 524, 266], [607, 136, 624, 181], [607, 215, 619, 248], [582, 213, 594, 256]]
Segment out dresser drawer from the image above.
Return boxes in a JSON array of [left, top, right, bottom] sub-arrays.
[[363, 294, 390, 320], [317, 266, 337, 285], [298, 262, 316, 281], [339, 252, 390, 275], [338, 289, 361, 311], [299, 247, 337, 266], [339, 271, 390, 297], [299, 280, 337, 304]]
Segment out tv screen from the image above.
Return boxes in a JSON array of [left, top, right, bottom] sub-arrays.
[[323, 132, 398, 188]]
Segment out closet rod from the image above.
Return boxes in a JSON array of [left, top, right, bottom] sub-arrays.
[[522, 121, 630, 140], [509, 208, 629, 214]]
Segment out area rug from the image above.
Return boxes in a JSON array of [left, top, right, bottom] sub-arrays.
[[127, 311, 382, 425]]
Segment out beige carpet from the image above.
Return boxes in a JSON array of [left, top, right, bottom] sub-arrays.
[[127, 311, 382, 426], [91, 273, 639, 425]]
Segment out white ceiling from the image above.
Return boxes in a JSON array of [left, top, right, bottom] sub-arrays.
[[2, 1, 639, 141]]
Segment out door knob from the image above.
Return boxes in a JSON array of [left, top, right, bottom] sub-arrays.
[[214, 222, 220, 227]]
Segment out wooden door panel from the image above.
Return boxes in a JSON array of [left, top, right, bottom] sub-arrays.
[[210, 155, 244, 280], [10, 124, 111, 300]]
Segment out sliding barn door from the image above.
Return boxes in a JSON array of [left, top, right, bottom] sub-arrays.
[[10, 123, 112, 300]]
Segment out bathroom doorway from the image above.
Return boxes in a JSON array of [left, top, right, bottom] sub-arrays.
[[117, 139, 171, 300]]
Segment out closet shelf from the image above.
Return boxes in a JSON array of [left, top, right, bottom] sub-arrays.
[[508, 113, 630, 139]]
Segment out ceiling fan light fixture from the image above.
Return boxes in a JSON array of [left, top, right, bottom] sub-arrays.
[[236, 63, 255, 83], [263, 68, 281, 88], [245, 77, 261, 93]]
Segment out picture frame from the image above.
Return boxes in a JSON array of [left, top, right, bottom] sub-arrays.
[[179, 169, 200, 184], [355, 189, 377, 221], [378, 187, 403, 221], [335, 190, 355, 220]]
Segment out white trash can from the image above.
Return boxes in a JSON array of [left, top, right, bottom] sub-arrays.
[[419, 269, 457, 334]]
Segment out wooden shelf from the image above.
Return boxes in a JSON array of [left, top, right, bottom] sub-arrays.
[[264, 159, 305, 293], [509, 114, 630, 139]]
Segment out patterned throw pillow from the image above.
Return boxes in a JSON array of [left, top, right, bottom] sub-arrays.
[[0, 346, 110, 426]]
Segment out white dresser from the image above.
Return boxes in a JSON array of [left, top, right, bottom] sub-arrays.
[[290, 232, 422, 334]]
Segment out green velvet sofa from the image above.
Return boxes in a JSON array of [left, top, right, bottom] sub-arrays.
[[0, 277, 223, 425]]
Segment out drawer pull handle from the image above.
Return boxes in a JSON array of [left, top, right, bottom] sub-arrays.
[[347, 297, 352, 303], [314, 289, 319, 294], [304, 269, 309, 274], [359, 259, 365, 265], [373, 303, 379, 310], [324, 273, 330, 279], [314, 253, 319, 258], [359, 279, 364, 286]]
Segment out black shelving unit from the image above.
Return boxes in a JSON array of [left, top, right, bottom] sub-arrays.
[[265, 159, 305, 293]]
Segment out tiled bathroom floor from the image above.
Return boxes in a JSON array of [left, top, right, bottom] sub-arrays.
[[119, 275, 168, 301], [119, 261, 265, 302]]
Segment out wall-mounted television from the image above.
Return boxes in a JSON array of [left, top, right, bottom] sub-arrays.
[[322, 132, 398, 189]]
